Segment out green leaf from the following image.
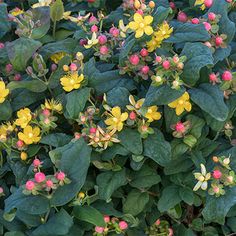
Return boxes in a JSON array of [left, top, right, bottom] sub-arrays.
[[202, 187, 236, 225], [106, 87, 130, 109], [167, 23, 210, 43], [119, 37, 135, 66], [49, 139, 91, 206], [118, 128, 143, 155], [179, 187, 194, 205], [143, 130, 171, 166], [65, 88, 91, 120], [40, 133, 72, 147], [0, 101, 12, 121], [153, 6, 172, 24], [50, 0, 64, 22], [6, 38, 42, 72], [32, 209, 73, 236], [0, 4, 11, 39], [187, 115, 205, 139], [158, 185, 181, 212], [123, 190, 149, 216], [181, 43, 214, 86], [130, 165, 161, 189], [7, 80, 47, 93], [144, 85, 185, 106], [73, 206, 105, 227], [4, 232, 25, 236], [189, 84, 229, 121], [96, 169, 127, 201]]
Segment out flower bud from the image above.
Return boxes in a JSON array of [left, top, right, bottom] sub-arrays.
[[129, 54, 140, 65], [91, 24, 98, 33], [175, 122, 185, 133], [208, 12, 216, 21], [76, 52, 84, 61], [95, 226, 104, 233], [209, 73, 218, 82], [162, 60, 170, 70], [46, 179, 53, 188], [129, 111, 136, 120], [141, 65, 150, 74], [177, 12, 188, 23], [191, 18, 199, 24], [212, 170, 222, 179], [70, 63, 77, 71], [203, 22, 211, 31], [169, 2, 175, 9], [20, 152, 28, 161], [100, 46, 109, 55], [33, 158, 41, 167], [140, 48, 148, 57], [25, 180, 35, 191], [215, 36, 223, 47], [14, 73, 21, 81], [104, 215, 110, 223], [98, 35, 107, 45], [56, 171, 65, 181], [16, 140, 24, 148], [149, 1, 155, 8], [222, 70, 232, 81], [35, 172, 46, 183], [204, 0, 213, 8], [119, 221, 128, 230]]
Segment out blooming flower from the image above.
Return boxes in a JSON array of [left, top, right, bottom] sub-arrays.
[[144, 106, 161, 122], [0, 81, 9, 104], [15, 108, 32, 128], [126, 95, 144, 113], [105, 107, 128, 131], [10, 8, 24, 16], [147, 22, 173, 52], [84, 32, 99, 49], [18, 125, 41, 145], [168, 92, 192, 116], [119, 19, 129, 38], [128, 13, 153, 38], [60, 72, 84, 92], [50, 52, 67, 64], [193, 164, 211, 191], [42, 99, 63, 113]]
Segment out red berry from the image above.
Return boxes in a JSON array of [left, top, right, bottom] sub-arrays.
[[119, 221, 128, 230], [16, 140, 24, 148], [34, 172, 46, 183], [162, 60, 170, 70], [215, 36, 223, 46], [56, 171, 65, 181], [175, 122, 185, 133], [209, 73, 218, 82], [25, 180, 35, 191], [100, 46, 109, 55], [155, 56, 162, 63], [208, 12, 216, 21], [191, 18, 199, 24], [222, 70, 232, 81], [91, 25, 98, 33], [140, 48, 148, 57], [204, 0, 213, 8], [98, 35, 107, 45], [177, 12, 188, 23], [129, 111, 136, 120], [33, 158, 41, 167], [212, 170, 222, 179], [169, 2, 175, 9], [129, 54, 140, 65], [141, 65, 150, 74], [203, 22, 211, 31]]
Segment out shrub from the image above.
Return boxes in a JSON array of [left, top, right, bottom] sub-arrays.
[[0, 0, 236, 235]]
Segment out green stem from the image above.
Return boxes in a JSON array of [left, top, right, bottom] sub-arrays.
[[53, 21, 57, 39]]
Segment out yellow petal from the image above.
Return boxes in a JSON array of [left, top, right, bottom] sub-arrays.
[[176, 106, 184, 116], [144, 15, 153, 25], [135, 29, 144, 38], [182, 92, 190, 100], [120, 112, 128, 121], [111, 107, 121, 117], [184, 102, 192, 112], [128, 21, 139, 30], [144, 26, 153, 35], [134, 13, 143, 23], [168, 100, 178, 108]]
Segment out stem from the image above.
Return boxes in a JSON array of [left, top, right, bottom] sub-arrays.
[[53, 21, 57, 39]]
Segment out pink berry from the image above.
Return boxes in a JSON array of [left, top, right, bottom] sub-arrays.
[[155, 56, 162, 63], [168, 228, 174, 236], [51, 63, 57, 71], [212, 170, 222, 179], [90, 127, 97, 134], [16, 140, 24, 148], [109, 27, 119, 37], [162, 60, 170, 70], [209, 73, 218, 82], [222, 70, 232, 81], [215, 36, 223, 47], [56, 171, 65, 181], [204, 41, 212, 48], [104, 215, 110, 223], [140, 48, 148, 57], [204, 0, 213, 8], [203, 22, 211, 31], [0, 187, 3, 194], [129, 111, 136, 120], [119, 221, 128, 230], [175, 122, 185, 133], [91, 25, 98, 33], [173, 55, 179, 63], [0, 43, 4, 49], [95, 226, 104, 233], [177, 12, 188, 23], [42, 108, 51, 117], [6, 64, 13, 73], [25, 180, 35, 191], [169, 2, 175, 9], [191, 18, 199, 24], [70, 63, 77, 71], [46, 179, 53, 188], [155, 219, 161, 225], [141, 65, 150, 74], [33, 158, 41, 167], [129, 54, 140, 65], [79, 39, 87, 46], [98, 35, 107, 45], [100, 46, 109, 55], [136, 9, 144, 15], [88, 15, 98, 24], [34, 172, 46, 183], [213, 186, 220, 193], [208, 12, 216, 21]]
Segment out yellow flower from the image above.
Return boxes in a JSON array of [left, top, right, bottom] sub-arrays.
[[42, 99, 63, 113], [168, 92, 192, 116], [128, 13, 153, 38], [119, 20, 129, 38], [145, 106, 162, 122], [32, 0, 52, 8], [193, 164, 211, 191], [0, 122, 15, 142], [0, 81, 9, 104], [194, 0, 205, 10], [105, 107, 128, 132], [50, 52, 67, 64], [84, 32, 99, 49], [126, 95, 145, 112], [10, 8, 24, 16], [60, 72, 84, 92], [147, 22, 173, 52], [15, 108, 32, 129], [18, 125, 41, 145]]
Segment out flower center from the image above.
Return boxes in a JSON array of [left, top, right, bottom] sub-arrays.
[[113, 117, 118, 122], [178, 100, 184, 105], [28, 133, 33, 138], [147, 108, 152, 113], [140, 23, 145, 28], [70, 79, 75, 84]]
